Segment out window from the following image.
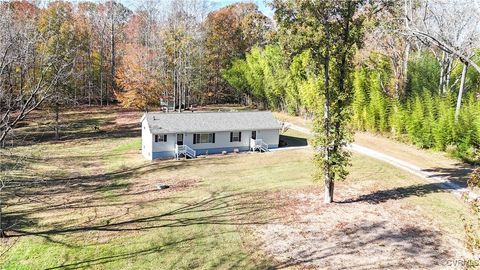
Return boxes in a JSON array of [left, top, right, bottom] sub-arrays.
[[155, 134, 167, 142], [230, 131, 241, 142], [193, 133, 215, 144]]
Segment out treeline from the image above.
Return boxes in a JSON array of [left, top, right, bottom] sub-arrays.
[[0, 0, 271, 143], [224, 47, 480, 163], [0, 1, 271, 108]]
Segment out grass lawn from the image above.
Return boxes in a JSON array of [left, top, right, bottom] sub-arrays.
[[0, 106, 475, 269]]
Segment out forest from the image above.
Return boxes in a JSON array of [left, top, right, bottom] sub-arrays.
[[0, 0, 271, 142], [0, 0, 479, 163]]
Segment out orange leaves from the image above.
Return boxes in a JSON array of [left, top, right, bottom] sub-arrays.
[[115, 43, 160, 110]]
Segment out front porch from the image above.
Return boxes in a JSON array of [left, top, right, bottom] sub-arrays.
[[250, 138, 269, 152]]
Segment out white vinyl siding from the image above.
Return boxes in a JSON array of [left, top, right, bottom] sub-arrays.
[[141, 118, 153, 160]]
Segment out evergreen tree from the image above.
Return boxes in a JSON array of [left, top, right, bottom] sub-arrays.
[[408, 53, 440, 95]]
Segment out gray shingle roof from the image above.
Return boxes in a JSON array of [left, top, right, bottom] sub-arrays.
[[142, 111, 282, 134]]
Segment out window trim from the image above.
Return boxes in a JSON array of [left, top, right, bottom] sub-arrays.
[[194, 133, 215, 144], [154, 134, 167, 143], [230, 131, 241, 142]]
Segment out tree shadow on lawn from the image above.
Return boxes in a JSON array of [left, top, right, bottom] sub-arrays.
[[2, 161, 284, 264], [2, 158, 206, 215], [5, 107, 141, 147], [3, 155, 281, 236], [0, 151, 33, 172], [10, 190, 281, 237], [422, 165, 473, 187], [8, 121, 140, 147], [43, 229, 272, 270], [339, 182, 458, 204], [3, 155, 235, 218], [43, 234, 215, 270]]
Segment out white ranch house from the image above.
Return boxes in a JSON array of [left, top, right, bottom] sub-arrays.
[[141, 111, 282, 160]]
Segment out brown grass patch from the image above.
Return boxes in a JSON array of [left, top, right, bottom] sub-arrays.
[[252, 182, 468, 269]]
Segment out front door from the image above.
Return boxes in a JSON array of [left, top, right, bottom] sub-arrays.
[[251, 131, 257, 140], [176, 134, 184, 145]]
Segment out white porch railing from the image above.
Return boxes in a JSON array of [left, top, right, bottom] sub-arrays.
[[250, 138, 269, 152], [175, 144, 196, 159]]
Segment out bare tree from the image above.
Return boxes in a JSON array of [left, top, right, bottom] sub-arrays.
[[359, 1, 411, 98], [0, 4, 76, 146], [404, 0, 480, 119]]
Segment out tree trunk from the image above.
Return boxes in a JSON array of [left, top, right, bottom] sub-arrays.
[[325, 180, 334, 203], [173, 69, 176, 111], [100, 45, 104, 106], [438, 51, 445, 94], [455, 62, 468, 121], [54, 103, 60, 140], [402, 42, 410, 97], [323, 21, 333, 204], [445, 58, 452, 93], [0, 201, 5, 238], [109, 3, 116, 106]]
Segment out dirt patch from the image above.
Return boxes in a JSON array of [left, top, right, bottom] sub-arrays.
[[253, 185, 468, 269], [115, 110, 142, 126]]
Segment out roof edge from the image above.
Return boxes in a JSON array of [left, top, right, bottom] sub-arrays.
[[140, 113, 147, 123], [149, 127, 281, 134], [144, 110, 275, 115]]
